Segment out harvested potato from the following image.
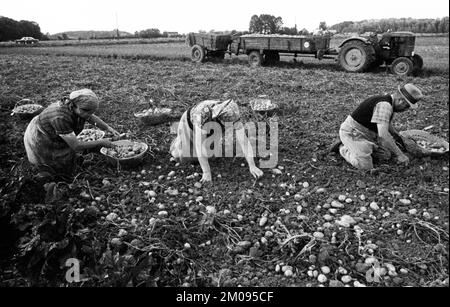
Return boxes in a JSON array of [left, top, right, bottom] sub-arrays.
[[416, 139, 446, 152], [14, 104, 42, 113], [77, 129, 104, 142], [104, 143, 145, 159], [135, 107, 172, 117]]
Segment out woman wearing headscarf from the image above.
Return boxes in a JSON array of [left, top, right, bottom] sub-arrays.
[[170, 99, 263, 183], [23, 89, 120, 180]]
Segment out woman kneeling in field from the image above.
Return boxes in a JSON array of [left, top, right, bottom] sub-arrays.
[[24, 89, 120, 181], [170, 99, 263, 183]]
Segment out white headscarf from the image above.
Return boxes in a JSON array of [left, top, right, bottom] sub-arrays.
[[69, 89, 99, 111]]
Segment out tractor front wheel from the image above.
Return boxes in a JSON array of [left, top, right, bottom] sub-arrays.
[[248, 51, 263, 67], [390, 57, 414, 76], [191, 45, 206, 63], [338, 40, 374, 72]]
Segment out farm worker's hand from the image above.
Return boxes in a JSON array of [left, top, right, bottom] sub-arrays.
[[396, 154, 410, 165], [111, 133, 127, 141], [249, 165, 263, 179], [200, 172, 212, 184], [108, 128, 121, 137], [99, 139, 116, 148]]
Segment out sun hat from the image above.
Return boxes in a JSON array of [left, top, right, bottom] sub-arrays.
[[398, 83, 423, 109]]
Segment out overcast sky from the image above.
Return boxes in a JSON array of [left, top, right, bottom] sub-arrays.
[[1, 0, 449, 34]]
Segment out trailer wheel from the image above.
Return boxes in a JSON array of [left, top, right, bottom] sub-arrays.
[[191, 45, 206, 63], [338, 40, 374, 72], [248, 51, 263, 67], [412, 54, 423, 70], [390, 57, 414, 76]]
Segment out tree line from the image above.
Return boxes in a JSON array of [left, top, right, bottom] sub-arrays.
[[0, 16, 44, 41], [248, 14, 449, 35], [329, 17, 449, 34]]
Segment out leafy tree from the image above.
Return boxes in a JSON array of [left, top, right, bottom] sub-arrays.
[[136, 28, 162, 38], [0, 16, 44, 41], [319, 21, 327, 31], [249, 14, 283, 34], [249, 15, 263, 33], [329, 17, 449, 34]]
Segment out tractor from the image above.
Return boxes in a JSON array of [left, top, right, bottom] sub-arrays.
[[338, 31, 423, 76]]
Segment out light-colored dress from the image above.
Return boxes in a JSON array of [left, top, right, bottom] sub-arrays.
[[170, 99, 241, 161]]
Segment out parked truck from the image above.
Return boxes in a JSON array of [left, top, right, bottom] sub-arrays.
[[186, 31, 423, 76]]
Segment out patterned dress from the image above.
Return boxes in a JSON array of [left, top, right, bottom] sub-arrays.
[[23, 101, 86, 176]]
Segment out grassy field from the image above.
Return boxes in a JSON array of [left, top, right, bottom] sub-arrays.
[[0, 37, 185, 47], [1, 36, 448, 75], [0, 35, 448, 287]]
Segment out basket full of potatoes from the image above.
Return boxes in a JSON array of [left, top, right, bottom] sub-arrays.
[[11, 99, 44, 119], [77, 128, 105, 142], [100, 140, 148, 168], [399, 129, 449, 157]]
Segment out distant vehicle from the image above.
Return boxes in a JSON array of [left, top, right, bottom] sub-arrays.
[[15, 37, 39, 45]]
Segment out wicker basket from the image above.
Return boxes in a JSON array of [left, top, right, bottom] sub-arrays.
[[399, 130, 449, 157], [100, 140, 148, 168], [250, 98, 279, 116], [134, 107, 173, 126], [11, 99, 44, 119], [77, 129, 105, 142]]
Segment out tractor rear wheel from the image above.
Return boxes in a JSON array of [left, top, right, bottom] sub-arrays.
[[248, 51, 263, 67], [338, 40, 374, 72], [412, 54, 423, 70], [390, 57, 414, 76], [191, 45, 206, 63]]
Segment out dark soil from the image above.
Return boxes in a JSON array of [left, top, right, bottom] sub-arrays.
[[0, 54, 448, 287]]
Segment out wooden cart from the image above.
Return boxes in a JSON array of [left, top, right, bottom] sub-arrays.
[[186, 32, 337, 66], [186, 33, 232, 62], [230, 34, 336, 67]]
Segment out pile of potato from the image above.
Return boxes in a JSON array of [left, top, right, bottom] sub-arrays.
[[77, 129, 104, 142], [14, 104, 42, 113], [104, 143, 145, 159], [250, 98, 278, 111], [135, 107, 172, 117], [416, 139, 447, 153]]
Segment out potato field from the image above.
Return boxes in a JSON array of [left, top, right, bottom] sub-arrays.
[[0, 35, 448, 287]]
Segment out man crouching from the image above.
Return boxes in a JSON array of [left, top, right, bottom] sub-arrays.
[[330, 83, 424, 170]]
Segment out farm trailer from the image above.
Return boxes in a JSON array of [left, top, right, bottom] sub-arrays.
[[186, 32, 424, 76], [186, 32, 336, 66]]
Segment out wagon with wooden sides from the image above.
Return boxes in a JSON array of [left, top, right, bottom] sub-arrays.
[[229, 34, 337, 67], [186, 32, 336, 66], [186, 32, 232, 63]]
